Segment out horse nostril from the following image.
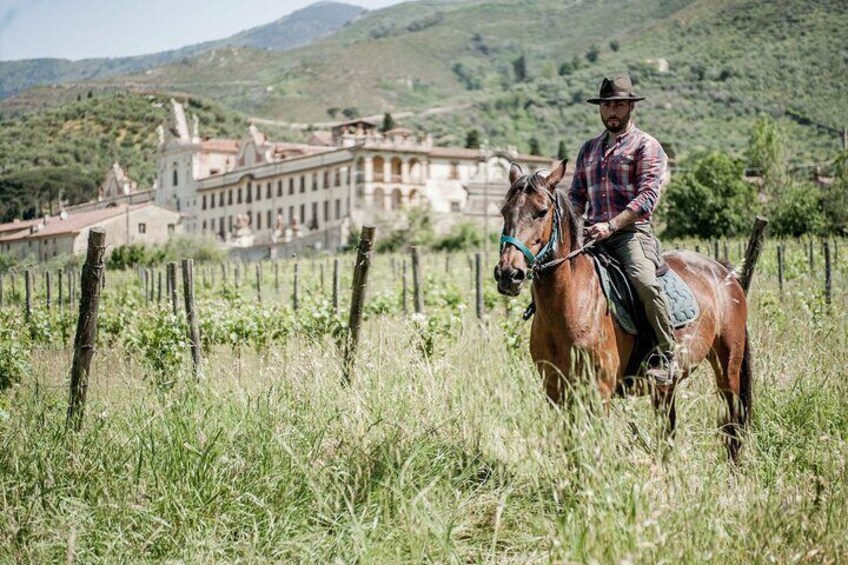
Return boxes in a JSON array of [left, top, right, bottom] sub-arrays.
[[511, 268, 526, 284], [493, 266, 502, 282]]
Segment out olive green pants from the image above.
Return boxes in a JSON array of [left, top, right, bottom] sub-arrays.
[[599, 222, 677, 354]]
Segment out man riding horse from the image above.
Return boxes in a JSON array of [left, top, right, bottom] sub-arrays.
[[569, 75, 677, 385]]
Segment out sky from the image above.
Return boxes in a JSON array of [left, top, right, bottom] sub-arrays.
[[0, 0, 404, 61]]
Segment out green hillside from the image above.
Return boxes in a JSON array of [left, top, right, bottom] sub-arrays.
[[1, 0, 845, 200], [0, 91, 277, 221], [63, 0, 845, 164]]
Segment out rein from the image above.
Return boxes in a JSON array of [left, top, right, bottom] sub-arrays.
[[499, 188, 592, 279]]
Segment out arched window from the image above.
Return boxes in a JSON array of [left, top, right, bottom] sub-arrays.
[[172, 166, 178, 187]]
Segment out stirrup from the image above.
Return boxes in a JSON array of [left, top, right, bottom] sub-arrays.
[[645, 354, 677, 386]]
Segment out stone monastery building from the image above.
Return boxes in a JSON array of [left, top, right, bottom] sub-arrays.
[[157, 100, 554, 250]]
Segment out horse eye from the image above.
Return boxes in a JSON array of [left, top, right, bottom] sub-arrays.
[[533, 208, 549, 220]]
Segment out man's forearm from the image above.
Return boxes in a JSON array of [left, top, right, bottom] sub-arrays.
[[610, 209, 639, 232]]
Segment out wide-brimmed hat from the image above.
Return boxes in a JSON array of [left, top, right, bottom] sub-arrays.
[[586, 76, 645, 104]]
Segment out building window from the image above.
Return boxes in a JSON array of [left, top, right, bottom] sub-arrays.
[[219, 192, 224, 207], [210, 193, 215, 209], [219, 217, 225, 236], [238, 187, 243, 204], [256, 212, 261, 230], [300, 204, 305, 223], [450, 201, 461, 213], [335, 198, 341, 220], [266, 182, 271, 199], [277, 180, 282, 197], [172, 166, 178, 187], [256, 183, 261, 201], [202, 195, 207, 210], [311, 202, 318, 228], [289, 178, 294, 195], [228, 190, 233, 205], [323, 200, 329, 222], [228, 216, 233, 232], [266, 210, 272, 229], [312, 173, 318, 191], [300, 177, 305, 193], [335, 169, 341, 187], [289, 206, 294, 223], [323, 170, 330, 189], [246, 184, 252, 203], [202, 220, 207, 231], [449, 161, 460, 180], [168, 224, 175, 234], [138, 223, 147, 234]]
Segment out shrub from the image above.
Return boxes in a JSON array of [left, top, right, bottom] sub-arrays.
[[661, 152, 758, 239], [768, 182, 826, 237], [434, 221, 483, 252]]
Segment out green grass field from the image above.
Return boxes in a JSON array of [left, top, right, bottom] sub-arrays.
[[1, 240, 846, 562]]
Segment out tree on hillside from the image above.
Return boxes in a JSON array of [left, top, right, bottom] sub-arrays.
[[529, 138, 542, 156], [381, 112, 396, 133], [327, 107, 340, 118], [585, 46, 599, 63], [513, 55, 527, 83], [661, 152, 758, 239], [465, 129, 481, 149], [747, 115, 788, 195], [609, 40, 620, 52], [341, 107, 360, 119]]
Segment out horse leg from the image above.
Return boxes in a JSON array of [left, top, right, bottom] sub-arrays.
[[709, 336, 748, 463], [651, 382, 677, 442]]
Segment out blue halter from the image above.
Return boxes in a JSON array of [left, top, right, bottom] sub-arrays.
[[499, 187, 563, 276]]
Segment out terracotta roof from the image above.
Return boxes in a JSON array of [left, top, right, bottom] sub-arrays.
[[200, 139, 240, 153], [307, 131, 334, 146], [0, 204, 153, 242], [0, 217, 42, 236]]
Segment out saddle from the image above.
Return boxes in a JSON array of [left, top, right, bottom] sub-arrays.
[[587, 249, 700, 336]]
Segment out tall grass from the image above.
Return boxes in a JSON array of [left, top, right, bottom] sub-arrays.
[[1, 247, 847, 562]]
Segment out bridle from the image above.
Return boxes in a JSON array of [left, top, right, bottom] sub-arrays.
[[499, 177, 593, 279]]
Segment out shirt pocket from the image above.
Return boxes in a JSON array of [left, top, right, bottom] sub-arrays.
[[609, 155, 636, 186]]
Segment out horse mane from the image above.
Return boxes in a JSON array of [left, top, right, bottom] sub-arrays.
[[509, 171, 580, 252]]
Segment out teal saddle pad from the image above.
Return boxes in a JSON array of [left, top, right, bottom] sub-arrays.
[[590, 254, 700, 335]]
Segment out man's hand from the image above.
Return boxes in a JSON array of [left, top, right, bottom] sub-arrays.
[[585, 221, 615, 241]]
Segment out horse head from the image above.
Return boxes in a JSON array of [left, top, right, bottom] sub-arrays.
[[494, 160, 575, 296]]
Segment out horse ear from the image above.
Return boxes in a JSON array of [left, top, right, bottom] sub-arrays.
[[509, 163, 524, 185], [544, 160, 568, 193]]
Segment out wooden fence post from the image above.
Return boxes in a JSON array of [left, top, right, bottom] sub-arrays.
[[293, 261, 300, 311], [157, 270, 162, 304], [167, 262, 178, 316], [66, 228, 107, 431], [343, 226, 376, 384], [411, 246, 424, 314], [45, 271, 52, 310], [332, 258, 340, 313], [808, 239, 814, 273], [255, 263, 262, 303], [24, 270, 32, 323], [475, 252, 484, 320], [182, 259, 202, 378], [274, 261, 280, 294], [777, 243, 784, 294], [402, 260, 409, 315], [58, 269, 63, 312], [740, 216, 769, 294], [824, 241, 832, 308]]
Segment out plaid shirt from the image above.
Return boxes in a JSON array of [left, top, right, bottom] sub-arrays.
[[568, 126, 668, 226]]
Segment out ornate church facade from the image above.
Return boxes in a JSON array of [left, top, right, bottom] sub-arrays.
[[156, 99, 554, 250]]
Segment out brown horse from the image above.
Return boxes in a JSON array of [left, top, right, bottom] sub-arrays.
[[494, 161, 752, 460]]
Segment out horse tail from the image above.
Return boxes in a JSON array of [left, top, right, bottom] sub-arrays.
[[739, 327, 753, 429]]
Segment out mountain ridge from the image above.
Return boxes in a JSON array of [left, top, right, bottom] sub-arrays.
[[0, 1, 366, 99]]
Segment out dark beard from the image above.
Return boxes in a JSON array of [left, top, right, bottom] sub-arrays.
[[604, 112, 631, 133]]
